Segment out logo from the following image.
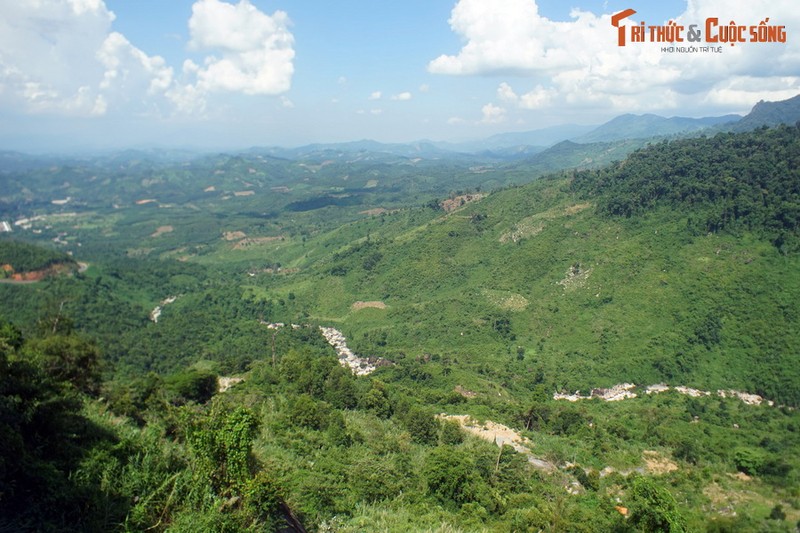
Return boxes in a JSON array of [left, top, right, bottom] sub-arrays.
[[612, 9, 787, 51]]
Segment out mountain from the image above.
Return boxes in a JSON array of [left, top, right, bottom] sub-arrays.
[[520, 138, 647, 170], [246, 139, 474, 161], [437, 123, 597, 153], [730, 93, 800, 131], [574, 113, 740, 143]]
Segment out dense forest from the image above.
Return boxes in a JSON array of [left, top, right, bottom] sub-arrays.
[[571, 125, 800, 253], [1, 124, 800, 531]]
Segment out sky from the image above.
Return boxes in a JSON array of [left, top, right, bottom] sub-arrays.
[[0, 0, 798, 152]]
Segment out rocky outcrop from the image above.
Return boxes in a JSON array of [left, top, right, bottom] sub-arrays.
[[555, 383, 778, 407], [319, 327, 388, 376], [150, 296, 177, 323]]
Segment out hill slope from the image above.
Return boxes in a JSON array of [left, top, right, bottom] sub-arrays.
[[731, 93, 800, 132], [1, 125, 799, 532], [263, 125, 800, 405]]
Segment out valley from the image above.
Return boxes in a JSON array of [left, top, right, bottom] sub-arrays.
[[1, 97, 800, 532]]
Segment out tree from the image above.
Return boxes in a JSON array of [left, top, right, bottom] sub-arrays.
[[165, 368, 218, 404], [423, 446, 484, 507], [360, 381, 392, 418], [404, 406, 439, 445], [186, 403, 258, 503], [626, 476, 687, 532], [24, 334, 102, 396]]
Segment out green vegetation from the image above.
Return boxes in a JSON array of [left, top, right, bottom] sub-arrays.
[[1, 124, 800, 531], [0, 238, 76, 274]]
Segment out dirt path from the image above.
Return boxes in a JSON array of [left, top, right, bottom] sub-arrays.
[[438, 414, 557, 473]]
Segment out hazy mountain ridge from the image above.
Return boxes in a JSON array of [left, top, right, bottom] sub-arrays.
[[573, 113, 741, 143], [2, 94, 798, 168]]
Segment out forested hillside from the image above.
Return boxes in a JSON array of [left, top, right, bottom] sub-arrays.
[[1, 125, 799, 531]]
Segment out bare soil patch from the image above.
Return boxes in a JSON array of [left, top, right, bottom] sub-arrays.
[[0, 263, 75, 284], [643, 450, 678, 474], [223, 231, 247, 241], [359, 208, 388, 216], [351, 301, 387, 311], [439, 414, 557, 472], [564, 202, 592, 215], [500, 219, 545, 243], [440, 193, 486, 213], [482, 289, 529, 311], [151, 225, 174, 238]]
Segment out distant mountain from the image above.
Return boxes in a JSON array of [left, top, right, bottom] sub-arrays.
[[247, 140, 471, 161], [729, 94, 800, 132], [574, 113, 740, 143], [437, 124, 597, 153], [520, 138, 649, 172]]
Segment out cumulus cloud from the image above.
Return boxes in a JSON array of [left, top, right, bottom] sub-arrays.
[[188, 0, 294, 96], [430, 0, 800, 115], [480, 103, 506, 123], [98, 32, 174, 97], [497, 82, 518, 102], [369, 91, 382, 100], [0, 0, 295, 119], [391, 91, 413, 101], [0, 0, 114, 115]]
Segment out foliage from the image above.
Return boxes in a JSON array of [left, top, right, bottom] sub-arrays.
[[571, 124, 800, 253], [2, 124, 800, 531], [0, 238, 75, 273], [626, 476, 688, 532]]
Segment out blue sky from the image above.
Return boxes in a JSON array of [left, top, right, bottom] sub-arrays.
[[0, 0, 797, 151]]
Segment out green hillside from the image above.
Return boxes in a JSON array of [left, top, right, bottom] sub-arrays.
[[1, 125, 799, 531], [250, 125, 800, 405]]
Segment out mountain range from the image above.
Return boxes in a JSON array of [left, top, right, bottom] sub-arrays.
[[247, 93, 800, 160]]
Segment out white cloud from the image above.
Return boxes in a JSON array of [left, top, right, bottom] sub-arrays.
[[519, 85, 556, 109], [188, 0, 294, 96], [497, 82, 518, 102], [448, 116, 467, 125], [0, 0, 295, 120], [419, 83, 430, 93], [480, 103, 506, 123], [97, 32, 174, 96], [0, 0, 119, 115], [430, 0, 800, 115], [369, 91, 382, 100], [391, 91, 412, 101]]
